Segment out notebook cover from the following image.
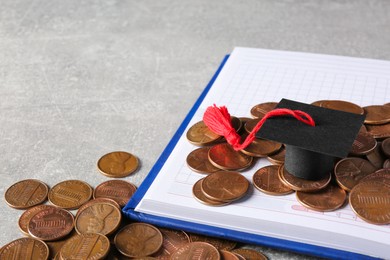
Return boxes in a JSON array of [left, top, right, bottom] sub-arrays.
[[122, 55, 377, 260]]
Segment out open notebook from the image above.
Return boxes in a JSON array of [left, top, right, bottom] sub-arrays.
[[123, 47, 390, 259]]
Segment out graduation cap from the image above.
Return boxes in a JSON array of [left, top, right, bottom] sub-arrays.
[[203, 98, 365, 181]]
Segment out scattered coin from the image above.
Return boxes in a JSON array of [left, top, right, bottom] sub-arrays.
[[349, 131, 377, 156], [208, 143, 253, 171], [75, 202, 122, 236], [365, 123, 390, 139], [27, 205, 74, 241], [250, 102, 278, 118], [186, 120, 222, 146], [154, 228, 190, 259], [59, 233, 110, 260], [244, 118, 261, 134], [252, 165, 293, 195], [93, 180, 137, 207], [334, 157, 377, 191], [381, 138, 390, 158], [77, 198, 121, 219], [4, 179, 48, 209], [296, 184, 346, 211], [170, 242, 220, 260], [220, 250, 240, 260], [201, 171, 249, 202], [189, 233, 236, 250], [267, 146, 285, 165], [231, 248, 268, 260], [231, 116, 243, 133], [320, 100, 364, 115], [114, 223, 163, 258], [363, 105, 390, 125], [278, 166, 331, 192], [46, 230, 78, 259], [0, 237, 49, 260], [360, 168, 390, 186], [366, 143, 386, 169], [48, 179, 93, 210], [18, 204, 53, 235], [192, 178, 230, 206], [97, 151, 139, 178], [241, 136, 282, 158], [349, 180, 390, 224], [186, 147, 221, 174]]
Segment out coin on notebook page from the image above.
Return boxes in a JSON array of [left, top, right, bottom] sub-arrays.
[[18, 204, 53, 235], [366, 143, 386, 169], [189, 233, 236, 250], [153, 228, 190, 259], [244, 118, 261, 134], [4, 179, 48, 209], [320, 100, 364, 115], [97, 151, 139, 177], [349, 180, 390, 224], [192, 178, 229, 206], [59, 233, 110, 260], [365, 123, 390, 139], [114, 223, 163, 258], [208, 143, 253, 171], [186, 147, 220, 174], [381, 138, 390, 158], [349, 131, 377, 156], [186, 120, 222, 146], [296, 184, 346, 211], [360, 168, 390, 186], [241, 136, 282, 157], [311, 100, 326, 107], [363, 105, 390, 125], [27, 205, 74, 241], [0, 237, 49, 260], [75, 202, 122, 236], [93, 179, 137, 207], [334, 157, 377, 191], [267, 145, 286, 165], [48, 180, 93, 210], [278, 166, 331, 192], [231, 248, 268, 260], [252, 165, 293, 195], [170, 242, 220, 260], [201, 171, 249, 202], [250, 102, 278, 118]]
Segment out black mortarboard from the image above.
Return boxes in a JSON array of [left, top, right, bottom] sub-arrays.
[[257, 99, 365, 180]]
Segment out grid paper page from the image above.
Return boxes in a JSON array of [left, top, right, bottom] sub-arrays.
[[136, 47, 390, 258]]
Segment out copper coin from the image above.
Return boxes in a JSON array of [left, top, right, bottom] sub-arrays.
[[186, 120, 222, 146], [278, 166, 331, 192], [267, 146, 285, 165], [252, 165, 293, 195], [366, 123, 390, 139], [244, 118, 261, 134], [114, 223, 163, 258], [349, 131, 377, 155], [186, 147, 221, 174], [349, 180, 390, 224], [238, 117, 252, 134], [93, 180, 137, 207], [311, 100, 326, 107], [201, 171, 249, 202], [208, 143, 253, 171], [192, 178, 230, 206], [77, 198, 121, 218], [231, 248, 268, 260], [97, 151, 139, 178], [231, 116, 243, 133], [363, 105, 390, 125], [46, 230, 78, 259], [381, 138, 390, 158], [75, 202, 122, 236], [170, 242, 220, 260], [334, 157, 377, 191], [27, 205, 74, 241], [386, 103, 390, 107], [59, 233, 110, 260], [296, 184, 346, 211], [189, 233, 236, 250], [48, 180, 93, 210], [360, 168, 390, 186], [384, 159, 390, 168], [250, 102, 278, 118], [153, 228, 190, 259], [366, 143, 386, 169], [241, 137, 282, 158], [4, 179, 48, 209], [0, 237, 49, 260], [18, 204, 53, 235], [320, 100, 364, 115], [220, 250, 240, 260]]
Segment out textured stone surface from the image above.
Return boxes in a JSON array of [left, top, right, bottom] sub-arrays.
[[1, 0, 390, 258]]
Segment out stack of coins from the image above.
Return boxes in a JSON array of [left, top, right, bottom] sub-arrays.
[[186, 100, 390, 225]]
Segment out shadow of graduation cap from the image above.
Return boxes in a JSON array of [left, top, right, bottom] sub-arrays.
[[203, 98, 365, 180]]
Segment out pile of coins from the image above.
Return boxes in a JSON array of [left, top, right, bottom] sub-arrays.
[[186, 100, 390, 225], [1, 151, 268, 259]]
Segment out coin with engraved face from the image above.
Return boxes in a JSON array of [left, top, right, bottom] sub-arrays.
[[18, 204, 53, 235], [153, 228, 190, 259], [241, 136, 282, 158], [48, 180, 93, 210], [250, 102, 278, 118], [186, 147, 220, 174], [296, 184, 346, 211], [0, 237, 49, 260], [59, 233, 110, 260], [186, 120, 222, 146], [192, 178, 229, 206], [208, 143, 253, 171], [97, 151, 139, 177], [170, 242, 220, 260], [253, 165, 293, 195], [93, 180, 137, 207], [279, 166, 331, 192], [349, 131, 377, 156], [5, 179, 48, 209], [320, 100, 364, 115]]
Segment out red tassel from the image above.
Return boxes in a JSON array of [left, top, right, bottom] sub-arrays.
[[203, 105, 315, 151]]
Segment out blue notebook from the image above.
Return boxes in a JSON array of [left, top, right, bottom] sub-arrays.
[[123, 48, 390, 259]]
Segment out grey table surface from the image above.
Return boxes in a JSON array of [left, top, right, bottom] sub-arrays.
[[1, 0, 390, 259]]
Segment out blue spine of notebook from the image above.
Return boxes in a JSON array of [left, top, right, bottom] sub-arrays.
[[122, 55, 378, 260]]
